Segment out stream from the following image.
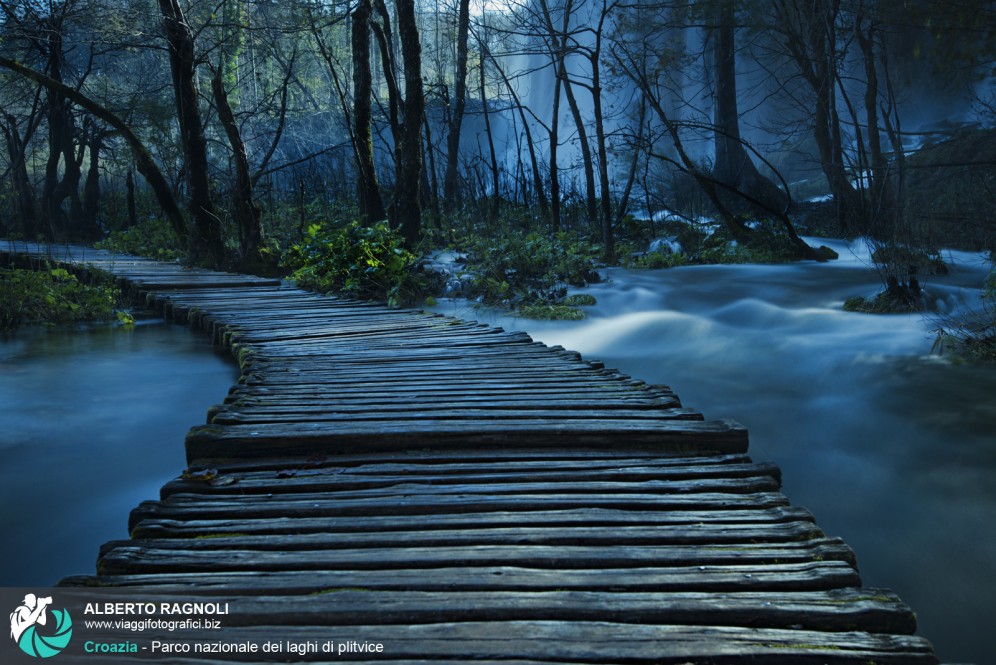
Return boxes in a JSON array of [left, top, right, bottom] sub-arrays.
[[430, 238, 995, 664], [0, 318, 238, 586]]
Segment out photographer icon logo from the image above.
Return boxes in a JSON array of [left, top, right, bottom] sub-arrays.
[[9, 594, 73, 658]]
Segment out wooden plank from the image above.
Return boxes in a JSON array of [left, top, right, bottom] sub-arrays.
[[132, 505, 814, 538], [161, 461, 782, 496], [180, 449, 752, 475], [223, 385, 669, 401], [208, 408, 704, 426], [129, 492, 794, 530], [96, 538, 857, 575], [184, 418, 749, 459], [211, 398, 683, 417], [108, 521, 823, 556], [62, 560, 862, 593]]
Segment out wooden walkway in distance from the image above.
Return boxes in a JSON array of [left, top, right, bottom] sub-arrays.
[[2, 240, 941, 663]]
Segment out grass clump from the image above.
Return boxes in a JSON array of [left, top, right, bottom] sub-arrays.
[[0, 267, 123, 332]]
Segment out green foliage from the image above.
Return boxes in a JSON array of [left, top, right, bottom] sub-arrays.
[[625, 249, 691, 269], [459, 230, 602, 308], [0, 267, 123, 332], [621, 218, 807, 271], [714, 220, 809, 263], [96, 219, 186, 262], [281, 219, 423, 306], [519, 304, 587, 320], [699, 241, 756, 265], [563, 294, 597, 307], [440, 229, 602, 319]]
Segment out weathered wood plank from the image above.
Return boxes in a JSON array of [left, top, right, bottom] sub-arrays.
[[129, 492, 794, 531], [107, 521, 823, 558], [208, 407, 704, 426], [132, 505, 814, 539], [223, 385, 671, 403], [96, 538, 857, 575], [185, 418, 749, 459], [162, 461, 781, 496], [62, 560, 862, 593], [183, 449, 749, 473]]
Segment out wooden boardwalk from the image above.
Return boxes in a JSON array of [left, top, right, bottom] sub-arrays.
[[2, 240, 940, 663]]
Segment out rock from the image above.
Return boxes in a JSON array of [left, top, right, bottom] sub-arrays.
[[817, 245, 840, 261]]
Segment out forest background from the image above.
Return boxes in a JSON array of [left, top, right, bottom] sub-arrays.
[[0, 0, 994, 346]]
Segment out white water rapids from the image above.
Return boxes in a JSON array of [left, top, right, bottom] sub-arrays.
[[430, 238, 996, 663]]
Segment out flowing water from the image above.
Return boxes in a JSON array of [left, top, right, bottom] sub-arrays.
[[430, 238, 995, 664], [0, 318, 238, 586]]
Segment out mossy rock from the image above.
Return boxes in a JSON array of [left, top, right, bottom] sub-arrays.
[[843, 291, 920, 314], [816, 245, 839, 261]]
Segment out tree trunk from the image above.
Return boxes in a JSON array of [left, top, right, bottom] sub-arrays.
[[211, 64, 264, 263], [773, 0, 862, 235], [158, 0, 227, 267], [855, 11, 890, 232], [711, 4, 788, 218], [589, 4, 613, 262], [549, 72, 563, 233], [443, 0, 471, 212], [126, 169, 138, 228], [422, 115, 441, 227], [479, 43, 500, 220], [351, 0, 386, 223], [2, 113, 37, 237], [41, 22, 82, 241], [394, 0, 425, 247], [81, 124, 103, 241]]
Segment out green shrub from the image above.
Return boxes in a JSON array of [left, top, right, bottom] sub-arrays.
[[96, 219, 185, 262], [281, 219, 424, 306], [0, 267, 122, 332]]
